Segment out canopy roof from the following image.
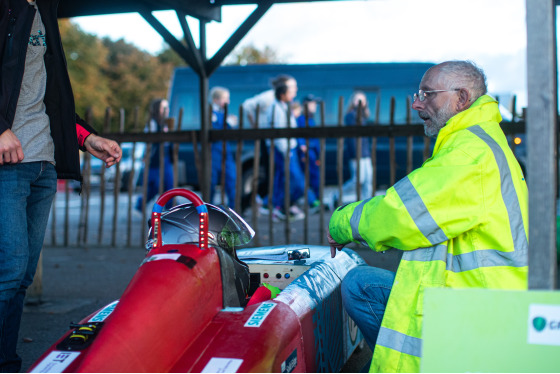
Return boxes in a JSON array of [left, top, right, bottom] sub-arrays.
[[57, 0, 329, 21]]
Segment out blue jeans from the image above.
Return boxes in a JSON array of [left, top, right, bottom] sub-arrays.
[[341, 266, 395, 351], [272, 149, 317, 209], [0, 162, 57, 372], [136, 159, 174, 210]]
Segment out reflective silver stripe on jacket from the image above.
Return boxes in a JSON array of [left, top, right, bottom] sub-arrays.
[[403, 244, 527, 271], [468, 125, 528, 254], [376, 326, 422, 358], [399, 125, 528, 270], [350, 197, 373, 247], [394, 177, 449, 245]]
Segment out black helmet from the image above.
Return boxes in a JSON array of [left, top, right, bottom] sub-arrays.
[[148, 203, 255, 253]]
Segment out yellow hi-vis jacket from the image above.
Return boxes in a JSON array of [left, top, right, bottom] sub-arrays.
[[329, 95, 528, 373]]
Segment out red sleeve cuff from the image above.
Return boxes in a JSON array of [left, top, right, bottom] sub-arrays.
[[76, 123, 91, 148]]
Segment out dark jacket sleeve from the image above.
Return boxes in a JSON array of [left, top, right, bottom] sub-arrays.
[[0, 3, 9, 135]]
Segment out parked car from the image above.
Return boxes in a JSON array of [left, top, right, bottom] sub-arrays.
[[119, 142, 146, 192], [72, 142, 145, 193]]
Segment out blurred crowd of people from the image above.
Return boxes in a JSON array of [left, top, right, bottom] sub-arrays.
[[136, 75, 372, 222]]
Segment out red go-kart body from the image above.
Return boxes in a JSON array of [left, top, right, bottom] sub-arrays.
[[29, 189, 365, 373]]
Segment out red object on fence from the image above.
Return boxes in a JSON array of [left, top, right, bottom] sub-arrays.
[[57, 180, 67, 192]]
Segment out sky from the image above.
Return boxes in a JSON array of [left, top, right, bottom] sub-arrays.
[[73, 0, 529, 107]]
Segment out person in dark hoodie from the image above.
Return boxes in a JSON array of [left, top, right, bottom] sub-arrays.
[[0, 0, 122, 371]]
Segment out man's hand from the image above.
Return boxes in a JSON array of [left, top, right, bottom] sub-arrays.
[[84, 134, 122, 167], [0, 129, 24, 165], [327, 227, 345, 258]]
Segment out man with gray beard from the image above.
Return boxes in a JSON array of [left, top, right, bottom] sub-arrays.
[[413, 61, 487, 137], [327, 60, 528, 373]]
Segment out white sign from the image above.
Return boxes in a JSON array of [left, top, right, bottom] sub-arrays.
[[31, 351, 80, 373], [88, 300, 119, 322], [528, 304, 560, 346], [201, 358, 243, 373], [244, 302, 277, 327]]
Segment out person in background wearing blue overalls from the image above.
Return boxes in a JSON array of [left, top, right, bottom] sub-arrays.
[[296, 95, 322, 211], [210, 87, 237, 209], [136, 99, 174, 211]]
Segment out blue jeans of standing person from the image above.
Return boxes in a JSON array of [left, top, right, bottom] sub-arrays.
[[0, 162, 57, 373], [296, 147, 320, 205], [136, 158, 174, 211], [341, 266, 395, 351], [272, 149, 316, 209]]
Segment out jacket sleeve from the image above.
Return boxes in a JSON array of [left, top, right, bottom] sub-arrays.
[[0, 4, 9, 135], [329, 145, 488, 252]]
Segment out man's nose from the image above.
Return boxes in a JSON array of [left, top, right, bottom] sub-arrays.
[[411, 97, 423, 111]]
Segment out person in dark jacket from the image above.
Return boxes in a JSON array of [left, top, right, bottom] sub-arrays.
[[0, 0, 122, 371], [135, 98, 174, 211]]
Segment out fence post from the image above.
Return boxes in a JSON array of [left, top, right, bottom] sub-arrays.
[[336, 96, 344, 207], [371, 95, 380, 196], [251, 104, 261, 246], [97, 107, 111, 245], [389, 97, 396, 186], [126, 106, 140, 247], [111, 109, 125, 247], [319, 100, 326, 245], [235, 105, 243, 213]]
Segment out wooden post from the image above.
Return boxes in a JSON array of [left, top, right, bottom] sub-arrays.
[[526, 0, 558, 289]]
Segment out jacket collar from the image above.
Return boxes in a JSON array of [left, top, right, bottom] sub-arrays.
[[434, 94, 501, 151]]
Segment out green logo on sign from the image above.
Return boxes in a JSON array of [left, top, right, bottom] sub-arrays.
[[533, 317, 547, 332]]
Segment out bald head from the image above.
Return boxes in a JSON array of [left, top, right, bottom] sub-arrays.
[[426, 60, 487, 103]]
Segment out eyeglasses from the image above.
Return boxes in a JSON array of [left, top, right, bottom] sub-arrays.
[[413, 89, 459, 102]]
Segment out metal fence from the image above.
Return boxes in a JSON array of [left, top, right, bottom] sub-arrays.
[[45, 96, 526, 249]]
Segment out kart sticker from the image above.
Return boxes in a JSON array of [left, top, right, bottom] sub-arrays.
[[244, 302, 277, 327], [31, 351, 80, 373], [142, 253, 181, 265], [141, 253, 196, 269], [88, 300, 119, 323], [281, 349, 297, 373], [201, 358, 243, 373]]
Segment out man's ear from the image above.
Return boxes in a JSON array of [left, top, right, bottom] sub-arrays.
[[456, 88, 471, 111]]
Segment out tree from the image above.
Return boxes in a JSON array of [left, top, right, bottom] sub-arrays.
[[59, 21, 183, 132], [59, 20, 111, 124], [157, 46, 188, 68], [225, 43, 284, 65], [101, 38, 178, 131]]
